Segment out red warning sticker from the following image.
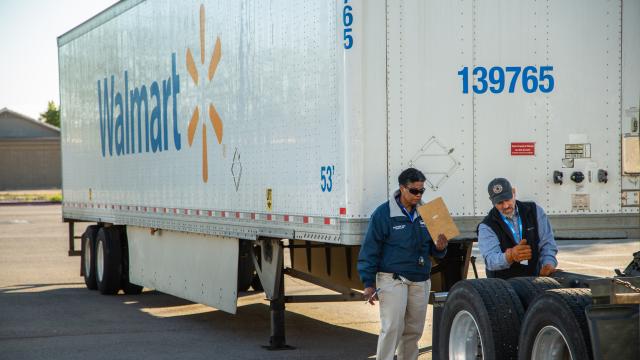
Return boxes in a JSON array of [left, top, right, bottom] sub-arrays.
[[511, 142, 535, 156]]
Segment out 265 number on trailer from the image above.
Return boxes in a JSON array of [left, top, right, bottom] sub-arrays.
[[457, 66, 554, 94], [343, 0, 353, 49]]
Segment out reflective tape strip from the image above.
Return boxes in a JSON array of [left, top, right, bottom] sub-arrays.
[[67, 203, 340, 227]]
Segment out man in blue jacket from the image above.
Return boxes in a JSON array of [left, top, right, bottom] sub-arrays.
[[358, 168, 448, 360]]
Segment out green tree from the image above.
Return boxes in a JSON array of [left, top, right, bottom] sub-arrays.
[[40, 101, 60, 128]]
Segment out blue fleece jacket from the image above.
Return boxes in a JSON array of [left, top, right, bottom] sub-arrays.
[[357, 192, 447, 288]]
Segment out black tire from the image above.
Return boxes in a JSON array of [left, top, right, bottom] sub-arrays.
[[118, 226, 143, 295], [81, 225, 100, 290], [237, 240, 255, 292], [96, 227, 123, 295], [122, 282, 144, 295], [439, 278, 525, 360], [518, 288, 592, 360], [507, 276, 562, 309]]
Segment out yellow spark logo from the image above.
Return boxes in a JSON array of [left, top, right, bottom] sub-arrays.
[[186, 4, 223, 182]]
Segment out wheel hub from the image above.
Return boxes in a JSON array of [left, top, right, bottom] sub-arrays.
[[84, 237, 92, 276], [449, 310, 484, 359], [96, 239, 104, 282], [531, 325, 573, 360]]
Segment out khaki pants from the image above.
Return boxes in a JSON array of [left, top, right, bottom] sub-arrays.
[[376, 272, 431, 360]]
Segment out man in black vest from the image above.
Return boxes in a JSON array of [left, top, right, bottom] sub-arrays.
[[477, 178, 558, 279]]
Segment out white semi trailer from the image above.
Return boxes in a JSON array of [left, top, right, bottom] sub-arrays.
[[58, 0, 640, 355]]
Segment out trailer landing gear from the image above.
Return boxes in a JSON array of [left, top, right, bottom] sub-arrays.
[[253, 238, 295, 350], [264, 262, 295, 351], [252, 238, 363, 350]]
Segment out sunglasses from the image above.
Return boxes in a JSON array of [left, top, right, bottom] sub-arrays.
[[406, 187, 426, 195]]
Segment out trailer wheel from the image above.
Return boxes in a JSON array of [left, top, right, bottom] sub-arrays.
[[81, 225, 100, 290], [96, 227, 123, 295], [439, 278, 524, 360], [122, 282, 143, 295], [238, 240, 255, 292], [518, 288, 592, 360], [508, 276, 562, 309]]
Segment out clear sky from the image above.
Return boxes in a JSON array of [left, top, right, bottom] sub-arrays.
[[0, 0, 117, 120]]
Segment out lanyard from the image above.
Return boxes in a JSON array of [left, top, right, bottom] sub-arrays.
[[395, 197, 424, 255], [397, 198, 417, 222], [403, 207, 416, 222], [500, 212, 522, 244]]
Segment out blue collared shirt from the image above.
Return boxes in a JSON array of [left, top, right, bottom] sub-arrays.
[[478, 204, 558, 272]]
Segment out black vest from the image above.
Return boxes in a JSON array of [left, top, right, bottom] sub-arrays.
[[479, 201, 540, 279]]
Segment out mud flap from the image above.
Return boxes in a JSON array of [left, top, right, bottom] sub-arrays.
[[126, 226, 239, 314]]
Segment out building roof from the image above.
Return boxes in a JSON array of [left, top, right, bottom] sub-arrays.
[[0, 107, 60, 139]]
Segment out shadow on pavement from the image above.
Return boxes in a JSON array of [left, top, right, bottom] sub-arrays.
[[0, 284, 379, 360]]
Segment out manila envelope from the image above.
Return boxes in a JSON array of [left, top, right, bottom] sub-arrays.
[[417, 197, 460, 240]]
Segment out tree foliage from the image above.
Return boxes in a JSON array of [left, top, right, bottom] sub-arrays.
[[40, 101, 60, 128]]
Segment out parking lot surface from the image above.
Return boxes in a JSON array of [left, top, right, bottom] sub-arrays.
[[0, 205, 637, 359]]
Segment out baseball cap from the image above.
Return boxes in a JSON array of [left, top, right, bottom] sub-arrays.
[[488, 178, 513, 205]]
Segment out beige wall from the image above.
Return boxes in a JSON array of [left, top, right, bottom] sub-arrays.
[[0, 139, 61, 190]]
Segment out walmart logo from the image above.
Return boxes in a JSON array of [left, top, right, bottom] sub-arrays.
[[96, 4, 224, 183], [97, 54, 182, 157], [185, 4, 223, 182]]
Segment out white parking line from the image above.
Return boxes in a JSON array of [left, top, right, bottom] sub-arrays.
[[558, 254, 631, 258], [560, 260, 616, 271], [471, 243, 638, 252], [0, 234, 64, 239], [556, 243, 639, 249]]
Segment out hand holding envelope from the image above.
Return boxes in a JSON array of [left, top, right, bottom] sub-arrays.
[[434, 233, 448, 251]]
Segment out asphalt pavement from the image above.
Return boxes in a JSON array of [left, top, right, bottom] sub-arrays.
[[0, 205, 638, 360]]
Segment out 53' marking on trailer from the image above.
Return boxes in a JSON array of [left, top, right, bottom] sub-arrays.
[[321, 165, 335, 192]]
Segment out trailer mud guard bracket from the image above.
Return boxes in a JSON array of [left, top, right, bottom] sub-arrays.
[[251, 238, 294, 350], [64, 219, 86, 257], [252, 238, 283, 301]]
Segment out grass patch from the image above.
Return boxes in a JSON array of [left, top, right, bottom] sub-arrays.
[[0, 192, 62, 203], [48, 194, 63, 202]]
